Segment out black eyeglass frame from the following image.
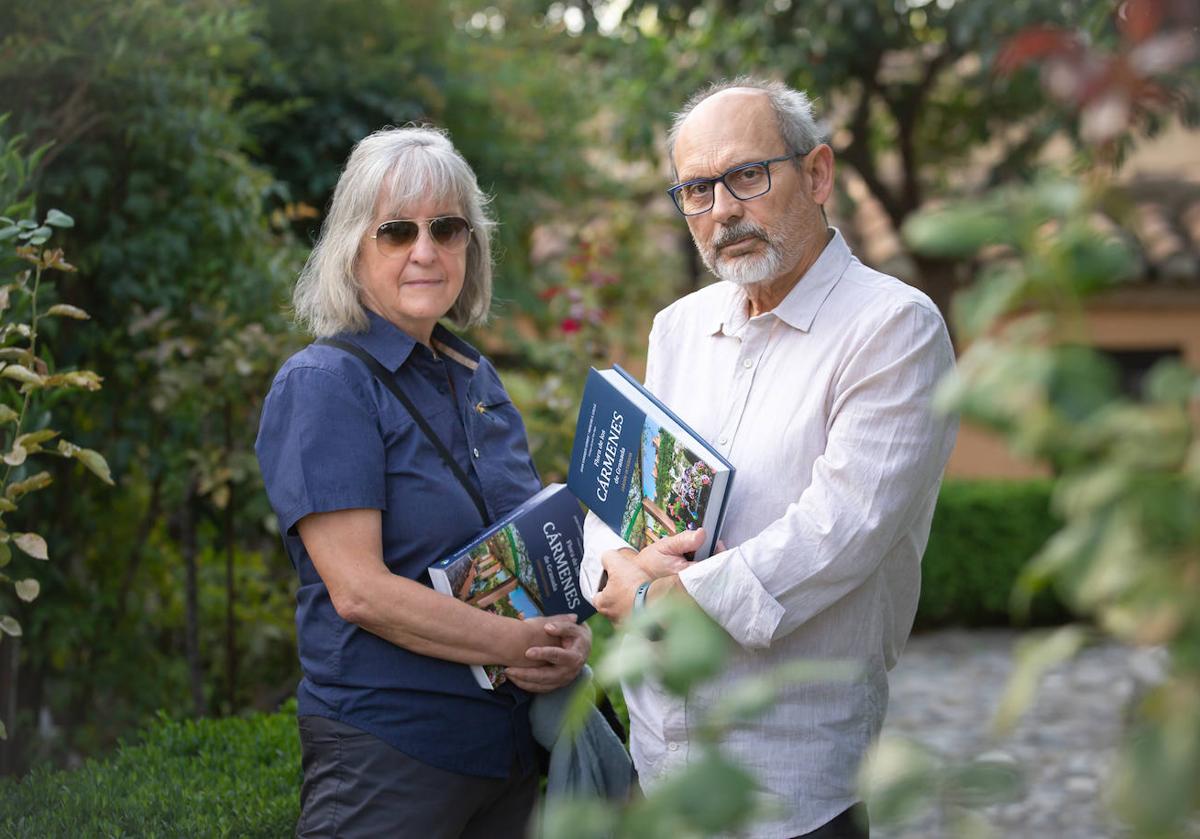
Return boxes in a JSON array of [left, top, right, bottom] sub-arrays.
[[369, 216, 474, 257], [667, 152, 807, 217]]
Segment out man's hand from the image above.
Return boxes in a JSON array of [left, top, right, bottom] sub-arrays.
[[594, 549, 649, 624], [634, 528, 706, 579], [597, 530, 705, 623], [505, 617, 592, 693]]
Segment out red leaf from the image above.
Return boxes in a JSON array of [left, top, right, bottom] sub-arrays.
[[1118, 0, 1165, 44], [996, 28, 1082, 75]]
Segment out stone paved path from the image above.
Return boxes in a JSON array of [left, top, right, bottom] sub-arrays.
[[875, 628, 1160, 839]]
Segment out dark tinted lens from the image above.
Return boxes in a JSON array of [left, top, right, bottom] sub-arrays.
[[429, 216, 471, 248], [376, 220, 419, 252]]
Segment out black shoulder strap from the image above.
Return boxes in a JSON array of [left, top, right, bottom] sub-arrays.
[[316, 337, 491, 526]]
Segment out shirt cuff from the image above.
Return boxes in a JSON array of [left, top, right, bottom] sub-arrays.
[[678, 548, 785, 649]]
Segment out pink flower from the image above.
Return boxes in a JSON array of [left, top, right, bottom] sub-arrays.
[[560, 318, 581, 334]]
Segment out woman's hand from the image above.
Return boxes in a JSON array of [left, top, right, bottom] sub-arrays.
[[505, 617, 592, 693]]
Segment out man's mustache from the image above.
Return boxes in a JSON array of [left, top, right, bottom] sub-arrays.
[[711, 222, 770, 250]]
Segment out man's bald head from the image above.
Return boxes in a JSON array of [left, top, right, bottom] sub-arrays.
[[667, 77, 825, 176]]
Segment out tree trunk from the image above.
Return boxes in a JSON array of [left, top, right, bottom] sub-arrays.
[[0, 636, 17, 775], [223, 405, 238, 714], [912, 253, 962, 345], [182, 483, 206, 718], [680, 228, 705, 296]]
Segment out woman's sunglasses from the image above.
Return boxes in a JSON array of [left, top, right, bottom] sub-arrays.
[[370, 216, 473, 257]]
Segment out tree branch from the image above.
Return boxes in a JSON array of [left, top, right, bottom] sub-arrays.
[[840, 69, 907, 229]]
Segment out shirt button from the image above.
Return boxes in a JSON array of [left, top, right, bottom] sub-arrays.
[[472, 447, 480, 458], [718, 436, 728, 446], [742, 358, 754, 369], [668, 742, 679, 752]]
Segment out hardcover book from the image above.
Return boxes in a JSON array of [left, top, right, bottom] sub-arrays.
[[428, 483, 593, 690], [567, 365, 734, 562]]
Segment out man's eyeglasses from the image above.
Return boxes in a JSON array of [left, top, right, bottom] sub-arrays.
[[668, 152, 806, 217], [370, 216, 473, 258]]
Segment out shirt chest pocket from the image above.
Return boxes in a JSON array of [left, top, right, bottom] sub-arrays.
[[467, 375, 518, 445], [466, 374, 539, 493]]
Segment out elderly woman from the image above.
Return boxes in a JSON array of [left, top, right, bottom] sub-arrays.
[[255, 126, 590, 838]]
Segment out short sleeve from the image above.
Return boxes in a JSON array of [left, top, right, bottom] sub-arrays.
[[255, 366, 387, 534]]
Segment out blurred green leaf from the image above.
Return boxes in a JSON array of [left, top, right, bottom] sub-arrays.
[[903, 205, 1013, 259], [16, 429, 58, 448], [646, 748, 760, 833], [993, 626, 1088, 734], [861, 736, 941, 826], [44, 304, 90, 320], [14, 578, 39, 602], [5, 470, 51, 499], [2, 444, 26, 466], [74, 447, 115, 486], [540, 797, 619, 839], [25, 225, 52, 245], [657, 598, 730, 696], [13, 531, 48, 560], [703, 658, 863, 732], [0, 615, 21, 637], [0, 364, 44, 386], [943, 751, 1025, 808], [44, 208, 73, 228]]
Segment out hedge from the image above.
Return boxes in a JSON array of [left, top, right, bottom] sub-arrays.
[[0, 706, 299, 838], [916, 479, 1067, 628]]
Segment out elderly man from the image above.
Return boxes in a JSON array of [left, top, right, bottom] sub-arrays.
[[581, 78, 958, 838]]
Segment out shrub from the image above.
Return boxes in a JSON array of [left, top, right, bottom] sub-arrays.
[[0, 706, 299, 838], [917, 479, 1067, 628]]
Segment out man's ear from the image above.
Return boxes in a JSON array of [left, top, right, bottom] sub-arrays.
[[805, 144, 835, 206]]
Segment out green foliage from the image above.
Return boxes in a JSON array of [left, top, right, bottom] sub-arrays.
[[0, 0, 305, 763], [917, 480, 1067, 628], [862, 737, 1025, 834], [890, 156, 1200, 837], [548, 596, 860, 837], [0, 706, 300, 838], [0, 197, 112, 740]]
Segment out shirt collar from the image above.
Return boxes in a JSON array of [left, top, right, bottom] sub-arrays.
[[707, 227, 852, 336], [342, 310, 482, 373]]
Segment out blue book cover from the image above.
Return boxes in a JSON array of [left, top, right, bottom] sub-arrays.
[[568, 366, 734, 561], [428, 483, 592, 689]]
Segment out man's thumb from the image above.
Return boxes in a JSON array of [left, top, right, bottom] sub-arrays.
[[663, 527, 705, 554]]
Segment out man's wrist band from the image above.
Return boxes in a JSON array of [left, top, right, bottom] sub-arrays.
[[633, 580, 663, 640], [633, 580, 653, 614]]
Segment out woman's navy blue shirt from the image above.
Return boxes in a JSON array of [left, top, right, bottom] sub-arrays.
[[255, 311, 542, 779]]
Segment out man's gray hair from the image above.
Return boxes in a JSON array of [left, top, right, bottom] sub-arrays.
[[293, 126, 495, 337], [666, 76, 827, 175]]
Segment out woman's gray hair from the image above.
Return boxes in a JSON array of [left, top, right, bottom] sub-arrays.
[[665, 76, 827, 175], [293, 126, 495, 336]]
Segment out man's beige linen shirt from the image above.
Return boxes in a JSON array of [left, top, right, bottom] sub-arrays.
[[581, 230, 958, 837]]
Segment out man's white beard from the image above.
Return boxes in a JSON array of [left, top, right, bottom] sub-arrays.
[[713, 243, 786, 287], [697, 221, 787, 287]]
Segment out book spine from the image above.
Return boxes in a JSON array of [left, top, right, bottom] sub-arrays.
[[611, 363, 734, 472]]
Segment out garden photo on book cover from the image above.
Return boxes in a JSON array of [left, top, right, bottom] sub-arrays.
[[442, 527, 544, 620], [619, 417, 718, 548]]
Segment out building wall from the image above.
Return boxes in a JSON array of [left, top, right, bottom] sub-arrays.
[[945, 293, 1200, 479]]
